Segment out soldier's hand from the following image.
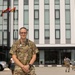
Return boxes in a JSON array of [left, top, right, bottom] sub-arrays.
[[21, 65, 30, 73], [25, 65, 30, 72]]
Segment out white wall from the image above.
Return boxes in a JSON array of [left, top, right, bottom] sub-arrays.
[[18, 0, 23, 39], [39, 0, 44, 44], [70, 0, 75, 44], [29, 0, 34, 41], [50, 0, 55, 44], [60, 0, 65, 44]]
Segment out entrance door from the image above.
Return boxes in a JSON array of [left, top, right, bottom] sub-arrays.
[[35, 53, 39, 65], [45, 50, 59, 65]]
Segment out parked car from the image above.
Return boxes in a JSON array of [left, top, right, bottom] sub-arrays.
[[0, 61, 8, 71]]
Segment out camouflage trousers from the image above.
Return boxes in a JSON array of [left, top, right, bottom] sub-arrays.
[[65, 63, 70, 68], [13, 66, 36, 75]]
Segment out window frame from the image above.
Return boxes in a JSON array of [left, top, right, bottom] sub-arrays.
[[34, 29, 39, 39], [24, 0, 29, 5], [34, 10, 39, 20], [13, 29, 18, 40], [55, 9, 60, 19], [66, 29, 71, 39], [55, 29, 60, 39], [45, 29, 50, 39]]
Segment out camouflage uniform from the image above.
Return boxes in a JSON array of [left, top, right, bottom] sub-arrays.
[[64, 57, 70, 72], [9, 39, 39, 75]]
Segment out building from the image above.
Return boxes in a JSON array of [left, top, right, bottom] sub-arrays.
[[0, 0, 75, 65]]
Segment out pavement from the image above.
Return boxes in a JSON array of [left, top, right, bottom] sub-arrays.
[[35, 67, 75, 75], [3, 65, 75, 75]]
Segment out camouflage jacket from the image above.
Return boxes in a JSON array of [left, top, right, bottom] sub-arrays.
[[9, 39, 39, 65]]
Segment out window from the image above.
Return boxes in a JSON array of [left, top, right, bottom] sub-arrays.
[[3, 13, 7, 20], [13, 30, 18, 40], [34, 0, 39, 5], [55, 29, 60, 39], [34, 10, 39, 20], [44, 9, 50, 25], [55, 19, 60, 25], [24, 10, 29, 25], [0, 0, 3, 5], [3, 0, 7, 5], [44, 0, 49, 5], [34, 19, 39, 25], [0, 0, 7, 5], [55, 10, 60, 19], [65, 0, 70, 5], [24, 0, 29, 5], [34, 10, 39, 25], [2, 30, 7, 46], [0, 11, 2, 24], [66, 29, 71, 39], [4, 30, 7, 39], [2, 13, 7, 25], [13, 10, 18, 20], [45, 29, 50, 39], [13, 10, 18, 25], [14, 0, 18, 5], [65, 9, 70, 24], [55, 0, 60, 5], [0, 31, 2, 45], [34, 29, 39, 39]]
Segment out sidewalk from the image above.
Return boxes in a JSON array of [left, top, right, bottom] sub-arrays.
[[4, 66, 75, 75], [35, 67, 75, 75]]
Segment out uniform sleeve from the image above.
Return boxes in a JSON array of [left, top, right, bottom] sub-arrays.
[[32, 43, 39, 54], [9, 43, 17, 55]]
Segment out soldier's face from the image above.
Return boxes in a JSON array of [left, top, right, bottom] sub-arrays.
[[19, 29, 27, 39]]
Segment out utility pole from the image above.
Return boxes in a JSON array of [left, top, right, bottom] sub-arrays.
[[7, 0, 10, 63], [7, 0, 10, 49]]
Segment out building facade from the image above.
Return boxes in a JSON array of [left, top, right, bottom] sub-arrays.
[[0, 0, 75, 65]]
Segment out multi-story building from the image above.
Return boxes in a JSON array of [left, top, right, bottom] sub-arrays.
[[0, 0, 75, 65]]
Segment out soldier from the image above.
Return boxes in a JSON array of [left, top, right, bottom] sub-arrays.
[[64, 57, 70, 72], [9, 27, 39, 75]]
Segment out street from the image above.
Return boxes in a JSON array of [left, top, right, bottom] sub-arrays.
[[0, 67, 75, 75]]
